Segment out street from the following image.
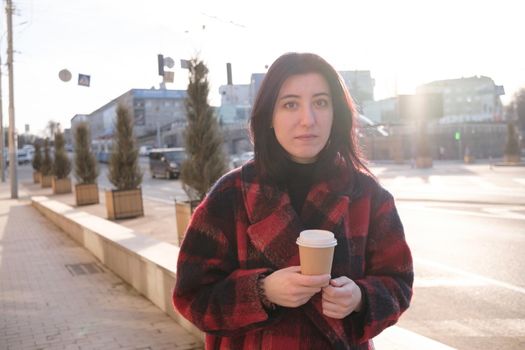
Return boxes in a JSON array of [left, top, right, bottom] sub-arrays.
[[14, 160, 525, 349], [398, 200, 524, 349]]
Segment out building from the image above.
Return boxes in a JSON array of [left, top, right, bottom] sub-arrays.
[[416, 76, 505, 124], [70, 114, 89, 133], [362, 98, 397, 124], [82, 89, 187, 141], [338, 70, 375, 109], [218, 84, 251, 124], [249, 73, 266, 105]]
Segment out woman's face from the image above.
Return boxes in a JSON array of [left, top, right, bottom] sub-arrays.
[[272, 73, 333, 164]]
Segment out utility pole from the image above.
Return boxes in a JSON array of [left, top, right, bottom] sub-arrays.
[[0, 44, 5, 182], [6, 0, 17, 198]]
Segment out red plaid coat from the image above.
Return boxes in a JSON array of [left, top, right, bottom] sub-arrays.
[[173, 160, 413, 349]]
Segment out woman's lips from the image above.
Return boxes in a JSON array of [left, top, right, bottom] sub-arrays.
[[295, 134, 317, 140]]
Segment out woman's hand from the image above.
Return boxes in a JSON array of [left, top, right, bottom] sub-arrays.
[[321, 276, 363, 319], [263, 266, 331, 308]]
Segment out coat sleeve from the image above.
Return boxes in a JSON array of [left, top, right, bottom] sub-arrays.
[[349, 186, 414, 342], [172, 178, 278, 336]]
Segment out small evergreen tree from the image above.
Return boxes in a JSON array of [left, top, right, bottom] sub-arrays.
[[32, 143, 42, 172], [107, 104, 142, 190], [504, 122, 520, 157], [74, 123, 98, 184], [53, 129, 71, 179], [40, 138, 53, 176], [181, 57, 227, 201]]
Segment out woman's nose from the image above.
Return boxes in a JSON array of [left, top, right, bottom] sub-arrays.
[[299, 106, 315, 126]]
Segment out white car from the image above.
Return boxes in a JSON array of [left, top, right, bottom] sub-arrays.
[[139, 145, 153, 157], [232, 151, 254, 168], [17, 149, 33, 165]]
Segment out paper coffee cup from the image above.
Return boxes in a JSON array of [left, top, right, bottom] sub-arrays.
[[296, 230, 337, 275]]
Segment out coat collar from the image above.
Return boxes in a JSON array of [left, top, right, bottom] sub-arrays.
[[240, 159, 353, 270]]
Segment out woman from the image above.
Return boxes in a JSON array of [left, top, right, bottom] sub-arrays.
[[173, 52, 413, 349]]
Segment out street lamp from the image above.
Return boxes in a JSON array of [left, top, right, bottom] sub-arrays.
[[6, 0, 17, 198]]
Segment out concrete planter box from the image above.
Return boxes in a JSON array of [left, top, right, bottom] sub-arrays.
[[52, 177, 72, 194], [503, 154, 520, 163], [41, 175, 53, 188], [464, 155, 476, 164], [415, 156, 433, 169], [33, 171, 41, 184], [175, 200, 199, 246], [106, 188, 144, 220], [75, 183, 100, 206]]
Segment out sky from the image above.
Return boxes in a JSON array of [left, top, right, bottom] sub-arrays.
[[3, 0, 525, 136]]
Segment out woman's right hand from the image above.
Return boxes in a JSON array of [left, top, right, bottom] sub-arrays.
[[263, 266, 331, 308]]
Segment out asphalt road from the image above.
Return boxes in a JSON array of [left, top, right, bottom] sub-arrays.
[[397, 201, 524, 349], [13, 159, 525, 349]]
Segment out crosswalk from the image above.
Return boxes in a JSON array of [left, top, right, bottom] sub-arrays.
[[415, 257, 525, 295], [377, 171, 525, 207], [398, 202, 525, 221], [381, 175, 525, 191]]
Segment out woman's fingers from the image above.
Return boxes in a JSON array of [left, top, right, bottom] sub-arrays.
[[295, 273, 331, 288]]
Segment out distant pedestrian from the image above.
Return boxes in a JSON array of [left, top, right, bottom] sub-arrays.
[[173, 52, 413, 349], [439, 146, 445, 160]]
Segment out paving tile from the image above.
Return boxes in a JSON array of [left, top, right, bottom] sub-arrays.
[[0, 188, 203, 350]]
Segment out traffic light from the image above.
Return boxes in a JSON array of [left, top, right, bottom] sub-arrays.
[[454, 131, 461, 141], [157, 54, 164, 76]]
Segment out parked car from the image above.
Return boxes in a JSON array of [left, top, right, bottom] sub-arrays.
[[17, 148, 33, 165], [149, 147, 186, 179], [139, 145, 153, 157]]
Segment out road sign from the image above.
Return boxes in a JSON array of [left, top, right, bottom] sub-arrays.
[[163, 71, 174, 83], [78, 74, 91, 87], [58, 69, 72, 82], [180, 59, 190, 69]]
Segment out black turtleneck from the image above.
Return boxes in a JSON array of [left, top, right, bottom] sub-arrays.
[[285, 160, 317, 214]]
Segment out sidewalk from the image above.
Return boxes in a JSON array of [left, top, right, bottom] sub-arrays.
[[4, 176, 458, 349], [0, 181, 202, 350]]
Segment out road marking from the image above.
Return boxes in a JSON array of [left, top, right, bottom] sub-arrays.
[[465, 176, 500, 190], [412, 318, 525, 337], [482, 206, 525, 220], [373, 325, 457, 350], [414, 277, 488, 288], [514, 178, 525, 186], [399, 203, 525, 221], [415, 257, 525, 295]]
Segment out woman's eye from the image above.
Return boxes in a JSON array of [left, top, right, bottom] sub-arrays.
[[284, 101, 298, 109], [314, 99, 329, 108]]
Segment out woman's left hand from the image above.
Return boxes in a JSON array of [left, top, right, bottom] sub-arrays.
[[321, 276, 363, 319]]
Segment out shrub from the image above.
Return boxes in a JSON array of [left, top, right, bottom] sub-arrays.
[[31, 143, 42, 171], [74, 123, 98, 184], [180, 57, 227, 201], [107, 104, 142, 190], [40, 139, 53, 176], [53, 129, 71, 179]]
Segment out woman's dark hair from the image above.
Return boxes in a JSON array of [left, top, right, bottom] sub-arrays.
[[249, 52, 370, 184]]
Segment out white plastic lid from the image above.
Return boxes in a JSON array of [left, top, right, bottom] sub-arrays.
[[296, 230, 337, 248]]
